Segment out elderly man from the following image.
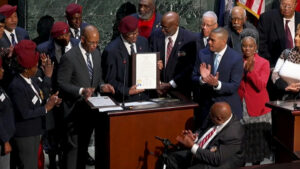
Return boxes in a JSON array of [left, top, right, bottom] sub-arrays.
[[258, 0, 300, 67], [149, 11, 198, 97], [102, 15, 149, 102], [192, 27, 243, 128], [0, 4, 29, 47], [57, 25, 115, 169], [65, 3, 89, 39], [198, 11, 218, 50], [164, 102, 244, 169], [225, 6, 256, 53], [132, 0, 162, 38]]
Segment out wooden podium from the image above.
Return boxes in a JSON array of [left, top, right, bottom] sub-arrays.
[[266, 100, 300, 163], [94, 95, 198, 169]]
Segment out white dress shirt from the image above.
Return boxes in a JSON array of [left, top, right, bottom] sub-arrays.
[[120, 35, 137, 55], [4, 29, 18, 44], [283, 14, 295, 47]]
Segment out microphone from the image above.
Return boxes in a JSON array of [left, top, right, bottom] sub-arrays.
[[155, 136, 179, 150], [122, 58, 127, 109]]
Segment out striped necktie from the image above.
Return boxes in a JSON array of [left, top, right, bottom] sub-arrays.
[[85, 52, 93, 80], [10, 33, 16, 46]]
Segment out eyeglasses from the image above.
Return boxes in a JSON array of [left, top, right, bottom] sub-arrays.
[[86, 40, 99, 46], [201, 22, 216, 28], [280, 4, 295, 9]]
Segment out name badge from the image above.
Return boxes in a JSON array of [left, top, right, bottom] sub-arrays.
[[32, 95, 38, 104], [0, 93, 6, 102]]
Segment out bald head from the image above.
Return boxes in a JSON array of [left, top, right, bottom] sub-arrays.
[[161, 11, 179, 36], [81, 25, 99, 53], [210, 102, 232, 125], [231, 6, 246, 33]]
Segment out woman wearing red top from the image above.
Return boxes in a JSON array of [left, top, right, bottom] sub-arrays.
[[238, 28, 272, 165]]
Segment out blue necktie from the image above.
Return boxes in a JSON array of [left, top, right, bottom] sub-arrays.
[[213, 54, 219, 75], [86, 53, 93, 80], [10, 33, 16, 46]]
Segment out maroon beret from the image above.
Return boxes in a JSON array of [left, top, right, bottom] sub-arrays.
[[66, 3, 82, 17], [0, 5, 17, 18], [51, 21, 69, 38], [118, 16, 138, 34], [15, 40, 39, 69]]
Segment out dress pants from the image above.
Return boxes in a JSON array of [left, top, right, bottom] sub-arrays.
[[12, 136, 40, 169], [0, 144, 10, 169]]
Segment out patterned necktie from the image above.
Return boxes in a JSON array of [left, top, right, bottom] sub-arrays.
[[130, 44, 135, 56], [198, 127, 216, 148], [213, 53, 219, 74], [285, 20, 293, 49], [10, 33, 16, 46], [166, 37, 173, 65], [85, 52, 93, 80]]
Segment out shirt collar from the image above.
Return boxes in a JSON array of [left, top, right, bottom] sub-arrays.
[[166, 27, 179, 42], [4, 29, 16, 40], [284, 13, 295, 22], [19, 74, 32, 84], [215, 45, 227, 57]]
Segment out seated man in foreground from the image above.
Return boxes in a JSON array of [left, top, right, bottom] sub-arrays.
[[165, 102, 244, 169]]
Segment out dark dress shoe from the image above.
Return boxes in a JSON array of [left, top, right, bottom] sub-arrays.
[[86, 152, 95, 166]]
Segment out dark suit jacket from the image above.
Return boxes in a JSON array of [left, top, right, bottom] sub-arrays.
[[193, 115, 244, 168], [69, 22, 89, 39], [149, 27, 198, 96], [101, 36, 149, 102], [192, 47, 243, 120], [37, 38, 80, 91], [0, 27, 30, 48], [132, 12, 162, 32], [57, 45, 104, 118], [0, 87, 15, 144], [258, 9, 300, 67], [8, 74, 46, 137], [196, 32, 206, 53]]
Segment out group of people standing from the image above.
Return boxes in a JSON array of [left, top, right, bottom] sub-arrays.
[[0, 0, 300, 169]]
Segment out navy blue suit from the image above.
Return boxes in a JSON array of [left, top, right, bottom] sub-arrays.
[[149, 27, 198, 97], [37, 38, 80, 91], [192, 47, 243, 125], [0, 87, 15, 144], [0, 27, 30, 48], [102, 36, 149, 102], [69, 22, 89, 39]]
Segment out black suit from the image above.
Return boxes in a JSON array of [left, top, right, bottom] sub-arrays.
[[166, 115, 244, 169], [258, 9, 300, 67], [57, 44, 105, 169], [149, 27, 198, 97], [101, 36, 149, 102]]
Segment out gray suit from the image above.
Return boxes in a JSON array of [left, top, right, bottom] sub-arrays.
[[57, 44, 104, 169]]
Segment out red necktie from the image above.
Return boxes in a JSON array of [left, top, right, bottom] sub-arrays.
[[198, 127, 216, 148], [285, 20, 293, 49], [166, 37, 173, 65]]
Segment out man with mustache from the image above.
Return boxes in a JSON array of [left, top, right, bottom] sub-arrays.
[[131, 0, 162, 38], [224, 6, 256, 53], [0, 4, 29, 47]]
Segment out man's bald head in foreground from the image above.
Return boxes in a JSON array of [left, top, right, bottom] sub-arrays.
[[81, 25, 100, 53], [210, 102, 232, 125], [161, 11, 179, 36]]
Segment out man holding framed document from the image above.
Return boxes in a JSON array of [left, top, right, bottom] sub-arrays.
[[102, 16, 151, 102]]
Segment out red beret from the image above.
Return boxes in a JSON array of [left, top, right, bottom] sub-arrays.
[[15, 40, 39, 69], [66, 3, 82, 17], [118, 16, 138, 34], [0, 5, 17, 18], [51, 21, 69, 38]]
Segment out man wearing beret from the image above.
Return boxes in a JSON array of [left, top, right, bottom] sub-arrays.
[[131, 0, 162, 38], [149, 11, 198, 98], [37, 21, 80, 169], [102, 15, 149, 102], [65, 3, 89, 40], [57, 25, 115, 169], [0, 4, 29, 48]]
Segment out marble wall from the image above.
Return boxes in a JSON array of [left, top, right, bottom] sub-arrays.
[[25, 0, 278, 49]]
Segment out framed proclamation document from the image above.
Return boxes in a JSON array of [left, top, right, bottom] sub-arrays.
[[132, 52, 160, 89]]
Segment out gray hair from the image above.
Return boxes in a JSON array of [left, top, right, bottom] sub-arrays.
[[230, 7, 247, 18], [240, 28, 259, 45], [202, 11, 218, 24]]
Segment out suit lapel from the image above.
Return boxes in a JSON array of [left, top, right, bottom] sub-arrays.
[[274, 12, 286, 49], [74, 46, 91, 84]]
